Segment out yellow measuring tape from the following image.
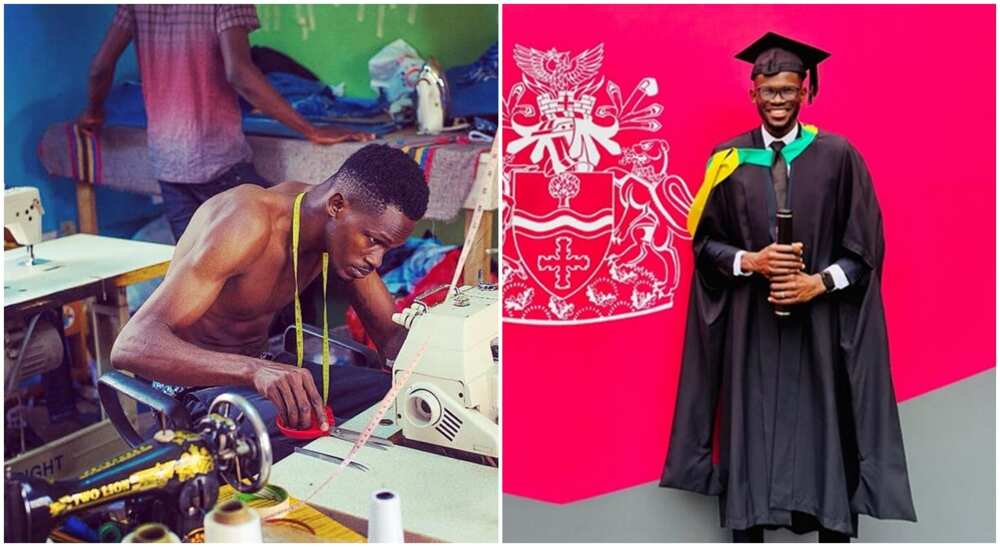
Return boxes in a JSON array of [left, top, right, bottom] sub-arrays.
[[291, 193, 330, 404]]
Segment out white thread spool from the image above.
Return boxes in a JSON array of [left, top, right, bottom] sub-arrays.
[[122, 523, 180, 543], [367, 490, 404, 543], [203, 499, 263, 543]]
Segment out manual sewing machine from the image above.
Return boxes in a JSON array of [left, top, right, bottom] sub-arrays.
[[4, 188, 66, 414], [5, 390, 271, 542], [4, 188, 275, 542]]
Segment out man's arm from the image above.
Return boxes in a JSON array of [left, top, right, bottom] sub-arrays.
[[111, 202, 328, 429], [218, 27, 373, 145], [343, 275, 407, 362], [78, 16, 132, 132]]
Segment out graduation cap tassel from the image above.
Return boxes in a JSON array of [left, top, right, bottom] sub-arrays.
[[809, 66, 818, 103]]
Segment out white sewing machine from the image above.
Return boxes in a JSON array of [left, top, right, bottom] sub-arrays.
[[266, 283, 500, 542], [4, 186, 63, 400], [4, 185, 176, 481], [4, 186, 47, 267], [391, 284, 499, 458]]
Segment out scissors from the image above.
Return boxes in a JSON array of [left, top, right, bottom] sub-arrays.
[[294, 446, 370, 472], [329, 427, 394, 450]]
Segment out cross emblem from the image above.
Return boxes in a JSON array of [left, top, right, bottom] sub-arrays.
[[538, 236, 590, 290], [558, 91, 573, 113]]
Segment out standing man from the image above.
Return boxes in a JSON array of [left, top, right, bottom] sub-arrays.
[[78, 5, 373, 241], [660, 33, 916, 542]]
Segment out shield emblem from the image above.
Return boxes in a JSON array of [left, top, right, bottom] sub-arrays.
[[511, 170, 615, 299]]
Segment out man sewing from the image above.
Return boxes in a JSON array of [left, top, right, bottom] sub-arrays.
[[79, 5, 373, 241], [660, 33, 916, 542], [110, 144, 428, 457]]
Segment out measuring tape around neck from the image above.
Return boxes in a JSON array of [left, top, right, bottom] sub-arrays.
[[292, 193, 330, 404]]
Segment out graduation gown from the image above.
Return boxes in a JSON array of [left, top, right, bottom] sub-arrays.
[[659, 126, 917, 536]]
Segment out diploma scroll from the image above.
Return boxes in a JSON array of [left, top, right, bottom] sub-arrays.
[[775, 209, 793, 317]]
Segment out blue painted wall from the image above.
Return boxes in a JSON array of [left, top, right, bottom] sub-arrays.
[[4, 4, 162, 238]]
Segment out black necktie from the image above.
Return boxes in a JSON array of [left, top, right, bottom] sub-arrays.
[[770, 141, 788, 211]]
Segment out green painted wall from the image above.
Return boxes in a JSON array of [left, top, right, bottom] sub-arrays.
[[249, 4, 497, 98]]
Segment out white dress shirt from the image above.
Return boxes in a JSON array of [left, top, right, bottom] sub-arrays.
[[732, 124, 848, 290]]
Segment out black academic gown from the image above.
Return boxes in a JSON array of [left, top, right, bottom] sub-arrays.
[[659, 127, 917, 536]]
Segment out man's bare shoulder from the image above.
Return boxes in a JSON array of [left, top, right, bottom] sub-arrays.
[[179, 185, 280, 275]]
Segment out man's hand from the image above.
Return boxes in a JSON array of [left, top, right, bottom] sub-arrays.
[[77, 108, 105, 134], [251, 362, 329, 431], [306, 125, 376, 145], [768, 271, 825, 306], [742, 242, 805, 278]]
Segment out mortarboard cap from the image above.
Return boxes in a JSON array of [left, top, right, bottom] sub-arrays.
[[735, 32, 830, 103]]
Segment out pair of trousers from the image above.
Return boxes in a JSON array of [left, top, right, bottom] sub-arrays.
[[158, 162, 271, 241]]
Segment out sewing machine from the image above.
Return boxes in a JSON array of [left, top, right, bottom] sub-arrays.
[[4, 187, 73, 460], [4, 231, 174, 487], [4, 390, 271, 543], [5, 186, 47, 267], [267, 283, 500, 542], [391, 283, 499, 458]]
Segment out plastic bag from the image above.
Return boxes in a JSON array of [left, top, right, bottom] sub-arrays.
[[369, 38, 425, 123]]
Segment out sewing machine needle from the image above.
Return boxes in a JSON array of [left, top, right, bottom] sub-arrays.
[[294, 446, 369, 472]]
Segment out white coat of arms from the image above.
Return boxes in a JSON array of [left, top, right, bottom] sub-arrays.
[[503, 43, 695, 325]]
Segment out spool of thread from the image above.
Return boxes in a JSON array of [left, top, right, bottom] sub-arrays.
[[122, 523, 180, 543], [204, 499, 263, 543], [367, 490, 403, 543], [236, 484, 291, 519]]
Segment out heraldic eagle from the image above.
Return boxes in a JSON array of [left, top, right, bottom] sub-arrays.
[[512, 43, 604, 94]]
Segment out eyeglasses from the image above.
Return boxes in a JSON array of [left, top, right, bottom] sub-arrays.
[[754, 86, 803, 101]]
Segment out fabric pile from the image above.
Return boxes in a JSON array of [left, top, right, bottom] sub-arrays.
[[446, 42, 498, 121], [344, 232, 496, 351]]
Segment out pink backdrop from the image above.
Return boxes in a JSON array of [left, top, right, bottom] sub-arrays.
[[502, 4, 996, 503]]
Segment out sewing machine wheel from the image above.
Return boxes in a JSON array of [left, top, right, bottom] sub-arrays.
[[207, 394, 272, 493]]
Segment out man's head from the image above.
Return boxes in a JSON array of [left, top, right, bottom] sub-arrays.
[[735, 32, 830, 137], [316, 144, 429, 281], [751, 70, 807, 137]]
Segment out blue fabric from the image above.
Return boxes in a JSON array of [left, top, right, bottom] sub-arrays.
[[446, 43, 498, 118], [101, 75, 398, 137], [243, 72, 389, 119], [381, 236, 457, 294], [158, 162, 270, 239], [240, 116, 397, 138], [473, 116, 498, 135]]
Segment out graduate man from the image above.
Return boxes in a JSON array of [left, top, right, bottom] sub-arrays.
[[659, 33, 916, 542]]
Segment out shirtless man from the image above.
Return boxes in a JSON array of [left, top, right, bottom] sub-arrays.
[[110, 144, 429, 438]]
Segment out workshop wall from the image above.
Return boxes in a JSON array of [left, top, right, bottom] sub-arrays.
[[4, 4, 161, 238], [249, 4, 499, 97]]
